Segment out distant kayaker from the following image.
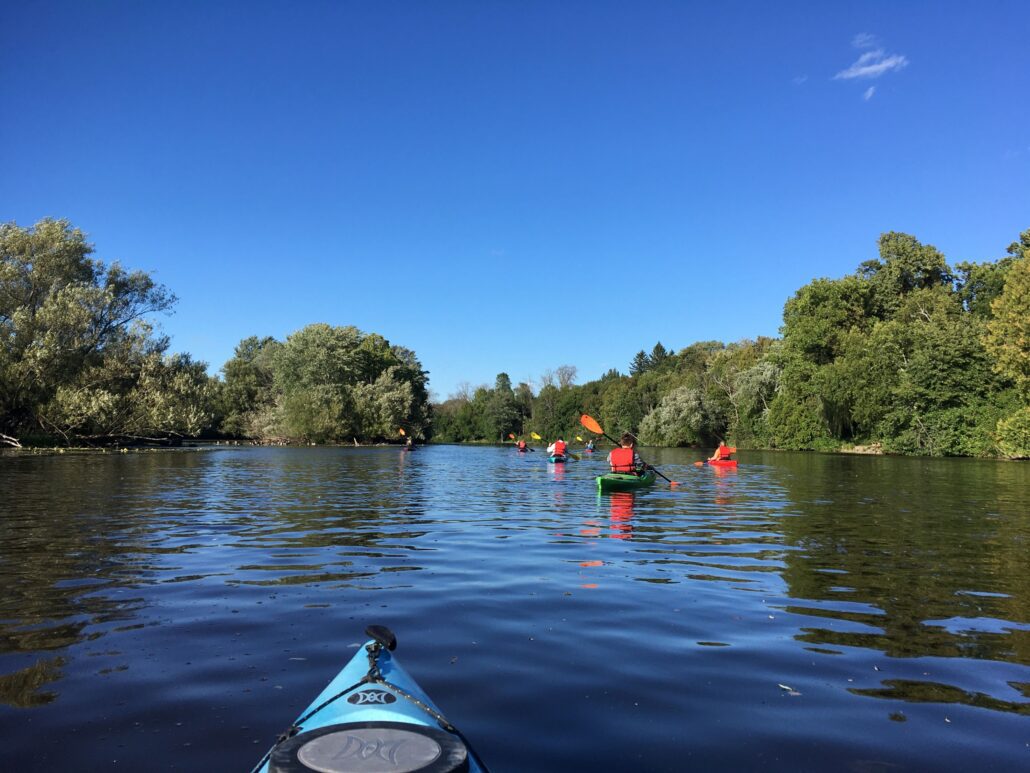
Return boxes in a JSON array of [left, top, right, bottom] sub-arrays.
[[608, 433, 645, 475], [405, 435, 414, 450], [584, 440, 595, 451], [547, 437, 568, 457], [708, 442, 734, 462], [516, 439, 528, 452]]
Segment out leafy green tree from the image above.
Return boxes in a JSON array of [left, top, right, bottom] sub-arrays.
[[954, 259, 1014, 318], [781, 275, 871, 365], [600, 379, 643, 435], [1, 218, 182, 445], [984, 247, 1030, 456], [353, 366, 416, 439], [985, 253, 1030, 401], [40, 334, 214, 442], [514, 382, 534, 430], [269, 323, 431, 443], [995, 407, 1030, 458], [638, 386, 721, 446], [877, 289, 1005, 456], [219, 336, 281, 436], [484, 373, 519, 441], [860, 231, 951, 317]]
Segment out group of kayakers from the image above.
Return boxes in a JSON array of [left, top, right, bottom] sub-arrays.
[[513, 433, 735, 475]]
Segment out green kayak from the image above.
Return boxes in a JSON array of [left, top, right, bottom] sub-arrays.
[[596, 469, 656, 492]]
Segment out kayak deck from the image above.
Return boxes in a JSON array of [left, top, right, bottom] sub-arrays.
[[708, 459, 738, 467], [596, 469, 656, 492], [255, 626, 487, 773]]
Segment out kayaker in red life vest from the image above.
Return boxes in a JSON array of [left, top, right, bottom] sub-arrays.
[[608, 433, 645, 475], [708, 442, 735, 462], [547, 437, 568, 456], [516, 439, 528, 451]]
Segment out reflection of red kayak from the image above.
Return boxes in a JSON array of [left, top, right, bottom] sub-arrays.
[[708, 459, 737, 467]]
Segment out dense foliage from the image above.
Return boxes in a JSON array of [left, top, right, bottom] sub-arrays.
[[434, 229, 1030, 458], [1, 219, 430, 447], [1, 219, 211, 446], [217, 325, 431, 443], [5, 218, 1027, 456]]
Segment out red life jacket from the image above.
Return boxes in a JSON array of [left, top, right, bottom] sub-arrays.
[[554, 440, 567, 455], [610, 447, 637, 473], [517, 440, 526, 450], [716, 445, 735, 460]]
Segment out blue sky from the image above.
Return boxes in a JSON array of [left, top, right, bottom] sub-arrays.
[[2, 1, 1028, 399]]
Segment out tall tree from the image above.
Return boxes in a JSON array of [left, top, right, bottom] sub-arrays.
[[984, 247, 1030, 457], [649, 341, 670, 369], [555, 364, 578, 388], [629, 350, 649, 375], [219, 336, 281, 437], [1, 219, 180, 445], [485, 372, 519, 441]]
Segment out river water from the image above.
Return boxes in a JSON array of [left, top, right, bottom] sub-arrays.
[[0, 446, 1027, 771]]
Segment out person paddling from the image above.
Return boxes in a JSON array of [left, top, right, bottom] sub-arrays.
[[584, 440, 595, 451], [516, 439, 528, 452], [547, 436, 568, 457], [708, 441, 735, 462], [608, 433, 645, 476]]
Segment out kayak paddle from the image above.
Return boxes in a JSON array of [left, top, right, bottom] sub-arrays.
[[579, 414, 679, 486]]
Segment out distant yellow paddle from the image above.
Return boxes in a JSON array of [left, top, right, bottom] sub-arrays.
[[530, 432, 542, 440], [579, 414, 679, 486], [575, 435, 583, 442]]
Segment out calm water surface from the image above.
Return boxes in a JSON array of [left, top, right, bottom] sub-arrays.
[[1, 446, 1028, 771]]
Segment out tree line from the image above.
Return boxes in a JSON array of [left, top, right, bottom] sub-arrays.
[[4, 218, 1028, 456], [434, 229, 1030, 458], [0, 219, 430, 447]]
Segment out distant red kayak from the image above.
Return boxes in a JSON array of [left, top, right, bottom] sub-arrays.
[[708, 459, 738, 467]]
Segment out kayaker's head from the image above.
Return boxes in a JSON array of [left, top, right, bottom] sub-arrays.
[[619, 432, 635, 448]]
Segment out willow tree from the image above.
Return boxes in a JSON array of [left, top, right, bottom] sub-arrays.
[[0, 218, 211, 446]]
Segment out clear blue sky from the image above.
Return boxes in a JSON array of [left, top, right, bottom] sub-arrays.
[[2, 1, 1028, 399]]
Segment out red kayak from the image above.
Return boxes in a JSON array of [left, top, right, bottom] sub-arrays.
[[708, 459, 738, 467]]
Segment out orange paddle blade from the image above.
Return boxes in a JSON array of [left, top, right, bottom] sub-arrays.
[[398, 428, 406, 436], [579, 414, 603, 435], [508, 433, 515, 439], [693, 461, 704, 467]]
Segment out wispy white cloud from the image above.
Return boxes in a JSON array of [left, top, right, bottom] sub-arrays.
[[793, 74, 808, 85], [835, 48, 909, 80], [852, 33, 878, 49], [863, 86, 876, 101]]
